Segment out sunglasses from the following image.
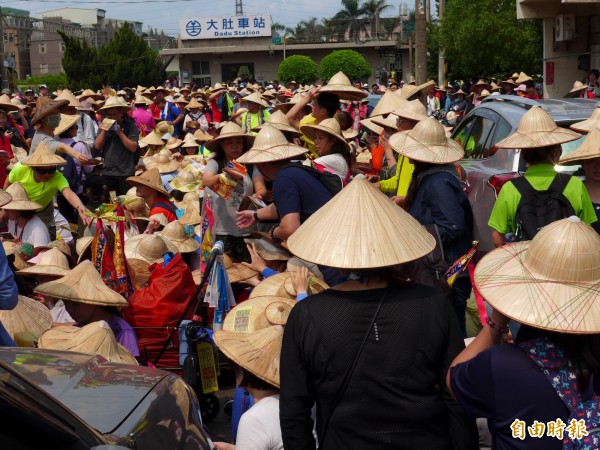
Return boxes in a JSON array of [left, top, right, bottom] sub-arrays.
[[34, 167, 57, 175]]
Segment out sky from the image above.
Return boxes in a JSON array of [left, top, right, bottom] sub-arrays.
[[2, 0, 408, 37]]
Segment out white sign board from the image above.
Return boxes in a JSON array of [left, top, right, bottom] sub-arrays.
[[180, 15, 272, 40]]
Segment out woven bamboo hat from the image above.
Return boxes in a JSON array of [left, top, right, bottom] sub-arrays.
[[388, 117, 465, 164], [98, 96, 130, 111], [55, 89, 82, 108], [0, 187, 11, 207], [140, 131, 165, 147], [193, 129, 213, 142], [399, 80, 435, 100], [271, 93, 307, 114], [237, 125, 306, 164], [34, 260, 128, 307], [470, 79, 492, 93], [477, 89, 491, 99], [300, 118, 351, 154], [54, 113, 80, 136], [244, 238, 291, 261], [134, 213, 168, 228], [155, 121, 174, 138], [570, 106, 600, 133], [474, 216, 600, 334], [75, 236, 93, 263], [244, 92, 269, 108], [157, 221, 199, 253], [360, 118, 384, 134], [186, 97, 206, 110], [515, 72, 533, 84], [128, 258, 151, 289], [279, 272, 329, 298], [134, 96, 153, 106], [0, 94, 19, 112], [369, 90, 409, 117], [175, 189, 201, 209], [38, 321, 138, 365], [31, 98, 70, 125], [11, 97, 31, 112], [182, 134, 200, 149], [179, 200, 202, 226], [169, 170, 200, 193], [495, 106, 582, 149], [560, 129, 600, 165], [21, 142, 67, 167], [222, 295, 296, 332], [390, 98, 428, 122], [3, 182, 43, 211], [251, 110, 302, 137], [79, 89, 102, 101], [17, 248, 70, 277], [214, 325, 283, 388], [227, 263, 259, 283], [0, 295, 52, 340], [205, 122, 255, 152], [287, 178, 436, 269], [371, 114, 399, 130], [249, 273, 295, 299], [124, 234, 179, 264], [126, 167, 169, 196], [568, 81, 587, 96], [319, 72, 368, 101], [148, 154, 180, 174], [165, 137, 183, 150]]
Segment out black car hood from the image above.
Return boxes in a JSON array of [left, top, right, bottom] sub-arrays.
[[0, 347, 167, 434]]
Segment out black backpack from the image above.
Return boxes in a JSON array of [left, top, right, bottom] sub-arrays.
[[282, 162, 343, 197], [512, 173, 575, 241]]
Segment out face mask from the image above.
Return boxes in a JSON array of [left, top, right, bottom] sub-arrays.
[[46, 114, 61, 128]]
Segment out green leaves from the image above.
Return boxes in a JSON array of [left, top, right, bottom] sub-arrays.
[[319, 49, 371, 81], [277, 55, 318, 84]]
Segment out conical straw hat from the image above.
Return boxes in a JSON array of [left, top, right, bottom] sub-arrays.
[[214, 325, 283, 388], [75, 236, 93, 263], [271, 93, 307, 114], [182, 134, 200, 148], [495, 106, 581, 149], [360, 118, 383, 135], [369, 90, 409, 117], [227, 263, 259, 283], [186, 97, 207, 110], [399, 80, 434, 100], [134, 95, 153, 106], [193, 129, 213, 142], [17, 248, 70, 277], [251, 110, 301, 136], [391, 99, 428, 122], [170, 170, 200, 193], [126, 167, 169, 196], [474, 216, 600, 334], [489, 82, 502, 92], [140, 131, 165, 147], [55, 89, 81, 108], [371, 114, 399, 130], [568, 80, 587, 95], [388, 117, 465, 164], [3, 182, 43, 210], [165, 137, 183, 150], [179, 200, 202, 226], [22, 142, 67, 167], [38, 320, 138, 365], [53, 113, 80, 136], [128, 258, 151, 289], [157, 221, 199, 253], [98, 96, 130, 111], [244, 92, 269, 108], [205, 121, 254, 152], [319, 71, 368, 101], [0, 187, 12, 208], [79, 88, 102, 101], [250, 272, 295, 299], [222, 295, 295, 332], [11, 97, 29, 111], [175, 189, 201, 209], [300, 118, 351, 154], [244, 238, 291, 261], [155, 121, 174, 138], [0, 295, 52, 340], [0, 94, 19, 112], [570, 106, 600, 133], [560, 129, 600, 165], [34, 260, 128, 307], [31, 98, 69, 125], [148, 154, 179, 174], [515, 72, 533, 84], [124, 234, 179, 264], [287, 178, 436, 268], [237, 125, 306, 164], [469, 79, 492, 93], [280, 272, 329, 297]]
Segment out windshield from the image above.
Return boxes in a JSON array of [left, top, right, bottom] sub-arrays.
[[556, 134, 585, 173]]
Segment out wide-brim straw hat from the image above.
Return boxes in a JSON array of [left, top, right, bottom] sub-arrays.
[[568, 80, 587, 95], [185, 97, 206, 110], [54, 113, 80, 136], [371, 114, 399, 130], [300, 118, 351, 154], [391, 99, 428, 122], [205, 122, 255, 152], [165, 137, 183, 150], [278, 272, 329, 298], [227, 263, 259, 283], [244, 238, 292, 261], [22, 142, 67, 167], [56, 89, 82, 108], [249, 273, 295, 299], [126, 167, 169, 196], [134, 96, 153, 106], [157, 221, 199, 253], [169, 170, 200, 193], [128, 258, 151, 289], [237, 125, 306, 164], [495, 106, 582, 149], [559, 129, 600, 165], [179, 200, 202, 226], [515, 72, 533, 84], [0, 295, 52, 340], [3, 182, 43, 211], [174, 189, 201, 209], [244, 92, 269, 108], [470, 79, 492, 93], [155, 121, 175, 138], [148, 154, 180, 174], [0, 94, 20, 112], [271, 93, 307, 114], [34, 260, 128, 307], [360, 118, 384, 134], [389, 117, 464, 164], [251, 110, 301, 137], [222, 296, 296, 332], [287, 178, 436, 268], [124, 234, 179, 264], [193, 130, 213, 142], [319, 71, 368, 101], [214, 325, 283, 388], [475, 216, 600, 334], [79, 89, 102, 101], [369, 91, 409, 117], [399, 80, 435, 100], [31, 98, 70, 125], [75, 236, 94, 264], [17, 248, 70, 277], [11, 97, 31, 112], [38, 321, 138, 365], [140, 131, 165, 147], [0, 187, 12, 208], [570, 106, 600, 133], [98, 96, 130, 111]]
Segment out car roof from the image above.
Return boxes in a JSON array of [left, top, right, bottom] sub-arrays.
[[479, 95, 600, 125]]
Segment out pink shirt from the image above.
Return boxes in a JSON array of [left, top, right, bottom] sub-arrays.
[[132, 108, 155, 135]]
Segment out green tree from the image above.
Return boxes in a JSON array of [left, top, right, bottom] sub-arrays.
[[271, 22, 286, 33], [59, 31, 100, 89], [17, 73, 68, 93], [361, 0, 392, 39], [319, 49, 371, 81], [277, 55, 318, 85], [333, 0, 368, 43], [440, 0, 542, 79]]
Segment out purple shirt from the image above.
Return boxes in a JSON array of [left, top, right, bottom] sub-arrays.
[[107, 314, 140, 357]]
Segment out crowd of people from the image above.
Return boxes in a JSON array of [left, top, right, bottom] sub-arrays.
[[0, 66, 599, 450]]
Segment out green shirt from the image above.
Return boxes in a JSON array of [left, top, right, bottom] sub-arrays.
[[379, 155, 415, 197], [240, 110, 271, 135], [488, 163, 597, 234], [8, 163, 70, 209]]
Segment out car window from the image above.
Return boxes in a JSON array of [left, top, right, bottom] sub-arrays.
[[556, 133, 584, 173], [458, 116, 496, 159], [453, 115, 477, 148]]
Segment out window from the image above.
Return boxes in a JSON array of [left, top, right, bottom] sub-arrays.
[[39, 43, 46, 54], [9, 34, 14, 43], [191, 60, 210, 76], [455, 114, 497, 159], [59, 42, 65, 53], [40, 64, 48, 74]]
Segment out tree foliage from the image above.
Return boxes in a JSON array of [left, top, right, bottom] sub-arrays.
[[60, 23, 164, 89], [319, 49, 371, 81], [440, 0, 542, 79], [17, 73, 68, 93], [277, 55, 318, 85]]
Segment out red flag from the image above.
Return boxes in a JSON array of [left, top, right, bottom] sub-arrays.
[[91, 218, 118, 291]]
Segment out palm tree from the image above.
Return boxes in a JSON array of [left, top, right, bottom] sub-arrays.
[[271, 22, 286, 35], [298, 17, 325, 43], [361, 0, 392, 39], [333, 0, 368, 43]]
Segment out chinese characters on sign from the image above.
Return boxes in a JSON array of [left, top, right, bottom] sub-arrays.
[[511, 418, 588, 440], [180, 15, 272, 40]]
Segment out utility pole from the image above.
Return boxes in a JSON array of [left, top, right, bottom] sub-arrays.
[[0, 7, 8, 90], [235, 0, 244, 16], [438, 0, 446, 87], [415, 0, 427, 84]]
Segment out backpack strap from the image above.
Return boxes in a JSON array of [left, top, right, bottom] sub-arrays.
[[511, 175, 536, 197], [548, 172, 572, 193], [152, 199, 177, 215]]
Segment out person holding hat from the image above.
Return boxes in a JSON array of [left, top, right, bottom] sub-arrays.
[[209, 83, 233, 126], [168, 97, 188, 138], [448, 217, 600, 450], [300, 118, 351, 181], [1, 182, 50, 247], [182, 97, 209, 136], [279, 178, 477, 450], [94, 96, 140, 195], [127, 167, 177, 223], [488, 106, 596, 248], [131, 96, 156, 136], [240, 92, 271, 135]]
